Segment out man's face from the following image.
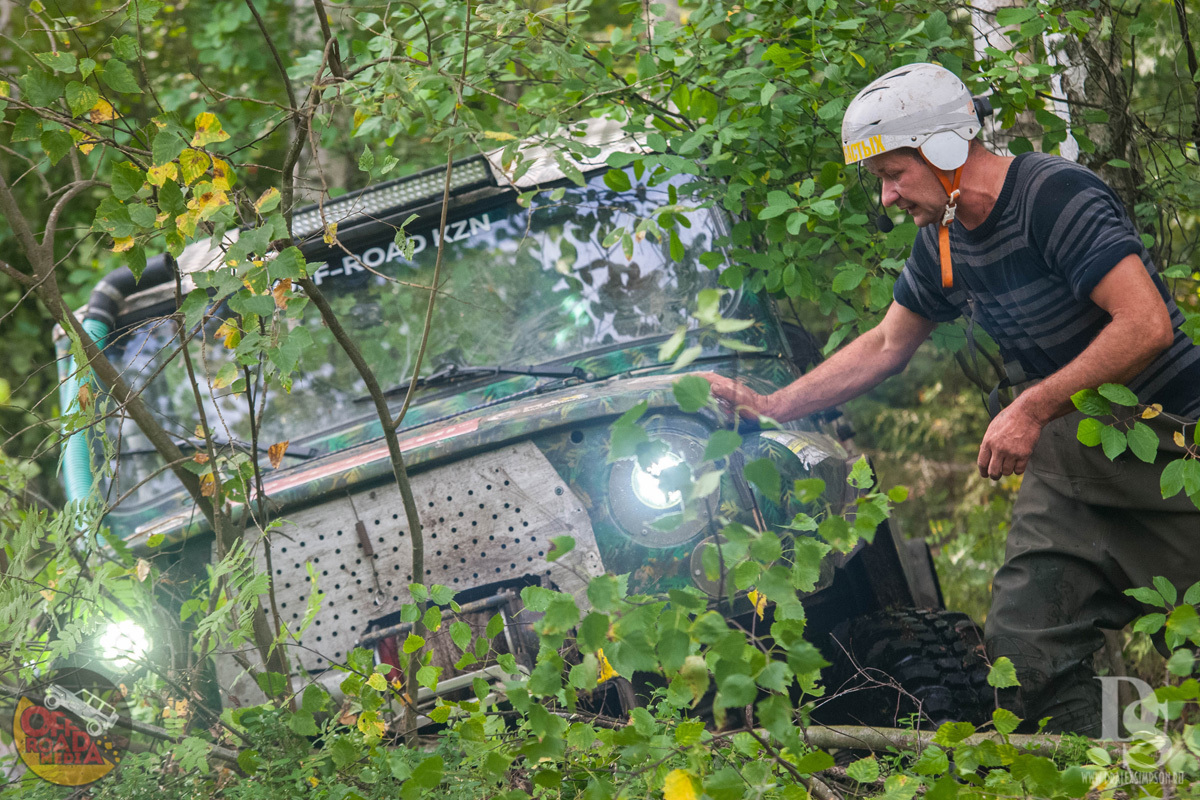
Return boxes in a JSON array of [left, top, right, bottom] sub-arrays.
[[864, 149, 948, 228]]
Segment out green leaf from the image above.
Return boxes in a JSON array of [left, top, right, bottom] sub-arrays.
[[1185, 581, 1200, 606], [450, 620, 472, 652], [1125, 586, 1166, 608], [845, 756, 879, 783], [1076, 417, 1103, 447], [673, 374, 711, 413], [19, 70, 63, 106], [716, 673, 756, 706], [1162, 459, 1186, 498], [41, 130, 73, 165], [65, 81, 98, 117], [1071, 388, 1111, 417], [743, 458, 780, 503], [36, 51, 78, 73], [546, 535, 575, 562], [1098, 383, 1139, 406], [608, 421, 649, 463], [986, 656, 1020, 688], [848, 455, 874, 489], [1154, 576, 1179, 606], [254, 672, 288, 696], [152, 132, 185, 166], [1132, 613, 1166, 635], [1167, 649, 1195, 677], [12, 111, 42, 142], [1099, 425, 1127, 461], [287, 710, 320, 736], [301, 683, 329, 713], [603, 169, 632, 192], [99, 58, 142, 93], [359, 147, 375, 172], [1127, 422, 1158, 463], [703, 430, 742, 461], [79, 58, 96, 80], [329, 735, 358, 768], [992, 707, 1021, 735], [402, 633, 425, 653], [111, 161, 145, 201], [931, 720, 976, 747]]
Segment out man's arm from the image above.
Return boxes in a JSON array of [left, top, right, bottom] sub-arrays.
[[704, 301, 937, 422], [977, 253, 1175, 479]]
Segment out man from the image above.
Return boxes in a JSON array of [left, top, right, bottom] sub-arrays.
[[706, 63, 1200, 735]]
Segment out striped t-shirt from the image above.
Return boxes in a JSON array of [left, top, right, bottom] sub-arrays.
[[894, 151, 1200, 419]]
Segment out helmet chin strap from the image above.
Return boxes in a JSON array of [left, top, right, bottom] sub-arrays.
[[918, 152, 964, 289]]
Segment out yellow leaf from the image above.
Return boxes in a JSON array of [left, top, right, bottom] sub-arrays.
[[357, 710, 386, 739], [267, 441, 289, 469], [175, 210, 198, 238], [663, 769, 698, 800], [147, 162, 178, 187], [366, 672, 388, 692], [323, 222, 338, 245], [211, 157, 234, 191], [1175, 431, 1187, 447], [193, 452, 209, 464], [77, 383, 93, 410], [78, 140, 97, 155], [1142, 404, 1163, 419], [748, 589, 766, 620], [272, 278, 292, 310], [187, 189, 229, 220], [89, 98, 116, 123], [41, 589, 55, 603], [596, 648, 618, 684], [191, 111, 230, 147], [136, 558, 151, 582], [178, 148, 210, 185], [483, 130, 520, 141], [200, 473, 216, 497], [194, 424, 207, 439], [111, 236, 135, 253], [215, 319, 241, 349], [307, 777, 319, 788], [254, 187, 280, 213], [849, 50, 866, 68]]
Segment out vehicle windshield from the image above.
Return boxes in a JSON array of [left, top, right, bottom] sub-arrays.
[[103, 170, 729, 507]]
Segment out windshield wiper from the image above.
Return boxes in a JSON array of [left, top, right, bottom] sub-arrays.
[[357, 362, 595, 404], [121, 436, 318, 460]]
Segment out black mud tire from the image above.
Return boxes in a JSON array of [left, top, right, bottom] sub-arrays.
[[818, 608, 994, 727]]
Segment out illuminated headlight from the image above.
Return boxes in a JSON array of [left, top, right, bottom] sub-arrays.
[[630, 453, 684, 509], [608, 423, 711, 548], [99, 620, 149, 668]]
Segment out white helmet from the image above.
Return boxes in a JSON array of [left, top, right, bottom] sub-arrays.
[[841, 63, 980, 170]]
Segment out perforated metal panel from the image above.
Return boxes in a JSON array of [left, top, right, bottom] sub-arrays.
[[216, 441, 601, 701]]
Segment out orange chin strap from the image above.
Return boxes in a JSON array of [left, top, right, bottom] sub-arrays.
[[919, 153, 964, 289]]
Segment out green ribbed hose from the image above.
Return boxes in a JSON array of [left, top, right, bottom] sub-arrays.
[[59, 318, 110, 506]]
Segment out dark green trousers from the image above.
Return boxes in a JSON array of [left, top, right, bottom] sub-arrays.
[[985, 410, 1200, 736]]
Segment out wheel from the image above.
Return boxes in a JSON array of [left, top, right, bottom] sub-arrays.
[[44, 694, 59, 710], [87, 719, 103, 737], [817, 608, 994, 727]]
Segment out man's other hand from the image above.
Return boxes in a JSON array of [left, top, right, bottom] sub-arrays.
[[977, 400, 1045, 479], [699, 372, 773, 420]]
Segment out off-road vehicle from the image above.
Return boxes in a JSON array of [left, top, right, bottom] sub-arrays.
[[56, 122, 992, 726]]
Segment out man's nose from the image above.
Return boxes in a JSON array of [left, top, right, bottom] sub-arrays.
[[880, 181, 899, 207]]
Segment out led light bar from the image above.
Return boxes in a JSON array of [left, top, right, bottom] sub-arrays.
[[291, 155, 495, 239]]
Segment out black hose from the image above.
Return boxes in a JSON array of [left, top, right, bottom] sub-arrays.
[[83, 253, 177, 329]]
